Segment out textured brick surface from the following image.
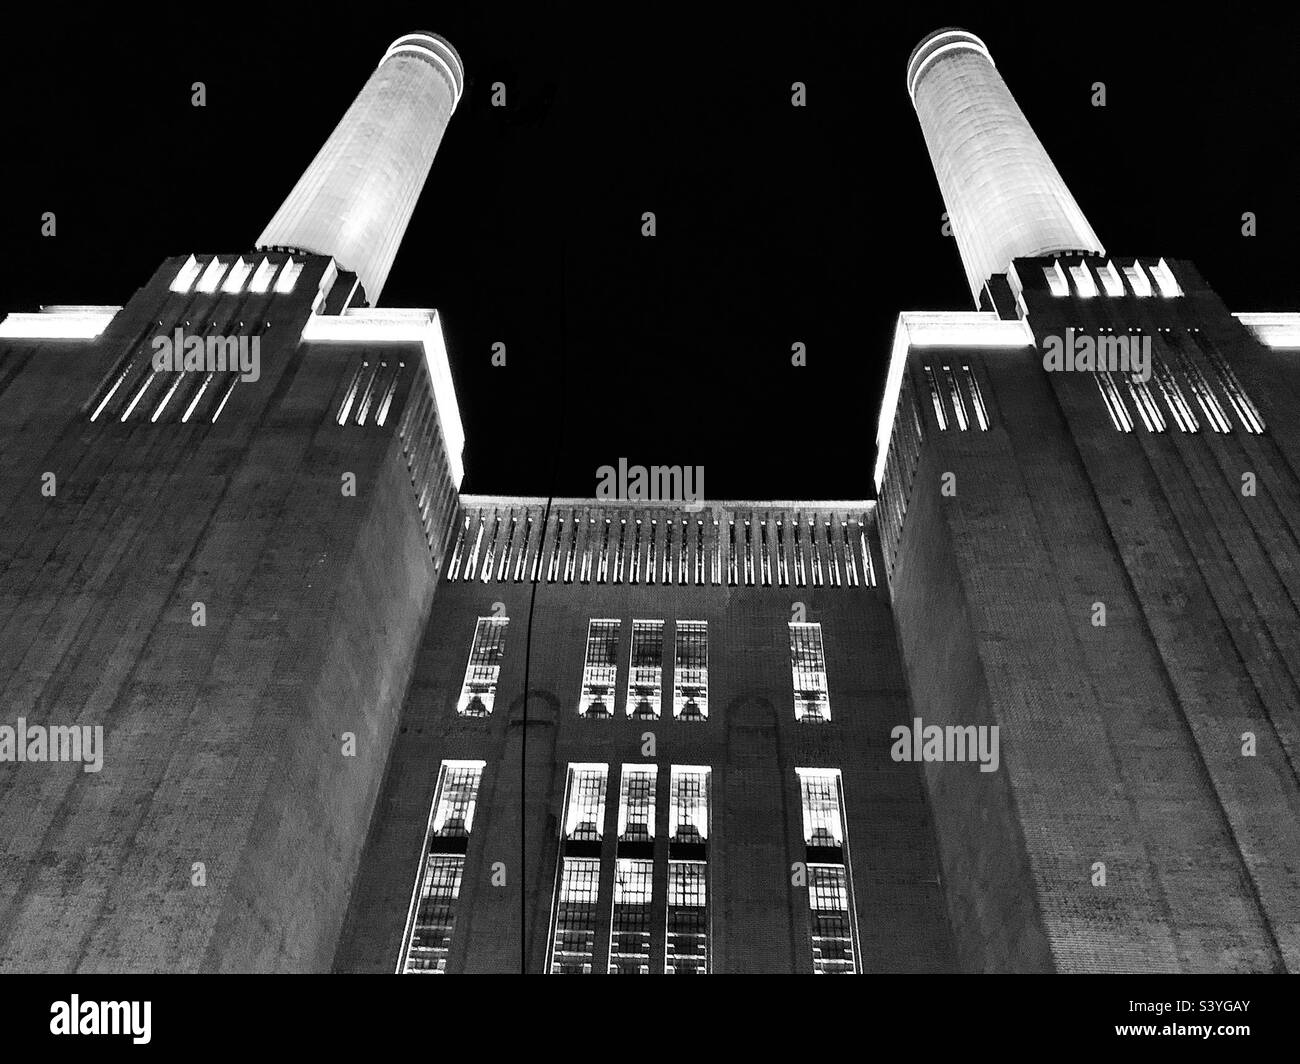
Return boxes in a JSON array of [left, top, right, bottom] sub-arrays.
[[335, 517, 957, 973], [0, 255, 444, 971]]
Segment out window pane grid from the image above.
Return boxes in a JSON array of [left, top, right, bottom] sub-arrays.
[[673, 621, 709, 720], [626, 620, 665, 720], [578, 619, 621, 717], [789, 622, 831, 722], [457, 617, 508, 717]]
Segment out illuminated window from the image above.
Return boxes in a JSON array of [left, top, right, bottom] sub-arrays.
[[1151, 258, 1182, 298], [1198, 337, 1265, 433], [462, 516, 485, 581], [859, 526, 876, 587], [796, 767, 858, 975], [1151, 350, 1199, 433], [580, 515, 595, 584], [776, 519, 789, 586], [513, 515, 532, 582], [547, 516, 563, 582], [565, 764, 609, 842], [679, 518, 690, 584], [597, 517, 611, 584], [662, 519, 673, 584], [923, 364, 948, 429], [221, 257, 252, 294], [666, 860, 708, 974], [1097, 260, 1125, 297], [496, 517, 516, 581], [961, 365, 990, 430], [613, 518, 626, 583], [196, 257, 229, 294], [1094, 370, 1134, 432], [792, 520, 807, 586], [457, 617, 508, 717], [695, 519, 706, 585], [563, 512, 579, 583], [647, 519, 658, 585], [1122, 261, 1153, 298], [550, 858, 601, 975], [626, 620, 664, 719], [666, 764, 710, 973], [726, 522, 738, 586], [617, 764, 657, 842], [1043, 260, 1069, 296], [550, 764, 609, 974], [273, 258, 303, 294], [578, 620, 621, 718], [789, 622, 830, 723], [608, 859, 653, 974], [630, 519, 642, 584], [1068, 264, 1097, 298], [248, 257, 278, 293], [673, 621, 708, 721], [170, 254, 201, 294], [1174, 347, 1232, 432], [398, 760, 484, 973], [1126, 371, 1166, 433], [670, 765, 710, 846], [479, 517, 500, 584]]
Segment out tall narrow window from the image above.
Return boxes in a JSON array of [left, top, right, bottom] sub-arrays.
[[666, 766, 710, 974], [796, 768, 858, 975], [626, 620, 665, 720], [398, 760, 485, 973], [776, 519, 789, 586], [609, 765, 657, 974], [1199, 336, 1265, 433], [789, 622, 831, 722], [549, 764, 609, 974], [943, 365, 969, 430], [647, 519, 658, 586], [923, 364, 948, 429], [695, 520, 706, 585], [457, 617, 508, 717], [1094, 370, 1134, 432], [613, 518, 626, 583], [673, 621, 709, 721], [578, 620, 621, 718], [961, 364, 990, 430], [679, 518, 690, 584], [631, 519, 643, 584]]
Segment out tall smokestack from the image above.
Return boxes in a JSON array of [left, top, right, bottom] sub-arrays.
[[907, 28, 1103, 306], [256, 31, 465, 305]]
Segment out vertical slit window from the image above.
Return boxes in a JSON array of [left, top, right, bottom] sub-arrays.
[[578, 620, 621, 718], [662, 520, 673, 584], [398, 760, 484, 974], [564, 513, 579, 583], [447, 515, 469, 580], [760, 520, 772, 586], [647, 520, 658, 586], [457, 617, 508, 717], [743, 519, 754, 586], [1199, 336, 1265, 433], [961, 365, 990, 430], [613, 518, 626, 583], [631, 519, 642, 584], [695, 520, 706, 585], [777, 519, 789, 587], [496, 517, 516, 581], [727, 522, 738, 586], [1175, 347, 1232, 432], [789, 622, 831, 723], [923, 365, 948, 429], [1151, 349, 1199, 432], [859, 526, 876, 587], [1093, 370, 1134, 432], [626, 620, 664, 720], [673, 621, 708, 721], [943, 365, 969, 430]]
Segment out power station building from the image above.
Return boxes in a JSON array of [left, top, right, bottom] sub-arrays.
[[0, 28, 1297, 974]]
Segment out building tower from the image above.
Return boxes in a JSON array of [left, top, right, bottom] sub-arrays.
[[876, 28, 1300, 972], [907, 28, 1104, 307], [0, 32, 467, 972], [256, 31, 465, 306]]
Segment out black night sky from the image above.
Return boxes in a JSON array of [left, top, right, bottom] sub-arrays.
[[3, 4, 1299, 499]]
